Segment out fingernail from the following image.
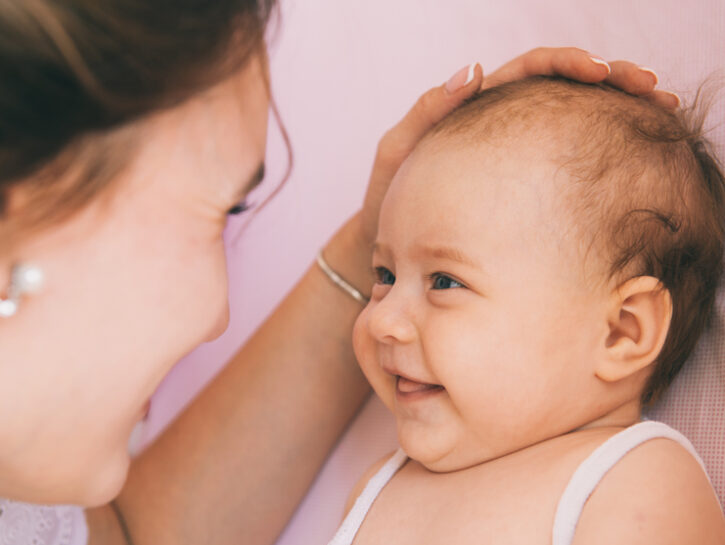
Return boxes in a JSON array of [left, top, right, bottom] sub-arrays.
[[666, 92, 681, 109], [446, 63, 478, 94], [589, 56, 611, 74], [638, 66, 659, 86]]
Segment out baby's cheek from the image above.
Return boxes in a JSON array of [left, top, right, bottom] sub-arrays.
[[352, 309, 395, 408], [351, 311, 369, 368], [352, 312, 379, 378]]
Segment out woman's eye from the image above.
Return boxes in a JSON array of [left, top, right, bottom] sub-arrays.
[[430, 273, 463, 290], [227, 200, 252, 216], [374, 266, 396, 285]]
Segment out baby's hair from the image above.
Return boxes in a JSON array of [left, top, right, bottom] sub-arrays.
[[430, 76, 725, 405]]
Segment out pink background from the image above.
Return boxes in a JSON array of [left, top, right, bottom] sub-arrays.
[[138, 1, 724, 542]]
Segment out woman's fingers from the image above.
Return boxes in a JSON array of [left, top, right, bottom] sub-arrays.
[[643, 89, 682, 111], [481, 47, 611, 90], [379, 63, 483, 169], [360, 63, 483, 242], [605, 60, 658, 95], [483, 49, 676, 108], [604, 62, 679, 109]]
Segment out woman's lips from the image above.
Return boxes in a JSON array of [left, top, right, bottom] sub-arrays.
[[395, 376, 445, 400]]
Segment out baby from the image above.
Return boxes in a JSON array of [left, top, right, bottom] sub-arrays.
[[332, 77, 725, 544]]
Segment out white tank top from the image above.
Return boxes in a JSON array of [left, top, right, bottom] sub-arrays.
[[328, 420, 718, 545]]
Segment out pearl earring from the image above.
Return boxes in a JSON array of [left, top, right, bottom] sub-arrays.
[[0, 264, 45, 318]]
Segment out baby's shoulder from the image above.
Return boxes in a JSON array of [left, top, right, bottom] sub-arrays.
[[572, 436, 725, 545], [342, 450, 400, 519]]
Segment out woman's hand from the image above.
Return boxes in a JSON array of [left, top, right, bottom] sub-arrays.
[[358, 47, 679, 245]]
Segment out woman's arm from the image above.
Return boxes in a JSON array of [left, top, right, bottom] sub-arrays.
[[86, 48, 663, 545]]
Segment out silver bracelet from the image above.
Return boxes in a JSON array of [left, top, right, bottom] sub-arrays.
[[316, 250, 370, 305]]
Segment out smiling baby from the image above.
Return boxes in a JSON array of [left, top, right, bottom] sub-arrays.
[[331, 77, 725, 545]]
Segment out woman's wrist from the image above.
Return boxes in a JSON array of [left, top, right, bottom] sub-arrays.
[[321, 211, 375, 300]]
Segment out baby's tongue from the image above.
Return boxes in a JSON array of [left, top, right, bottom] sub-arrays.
[[398, 376, 435, 393]]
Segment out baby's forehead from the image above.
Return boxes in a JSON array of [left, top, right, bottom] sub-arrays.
[[391, 133, 579, 249], [381, 132, 599, 290], [408, 116, 572, 213], [400, 78, 688, 278], [420, 76, 683, 214]]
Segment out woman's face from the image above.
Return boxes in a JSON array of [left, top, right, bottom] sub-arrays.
[[0, 53, 270, 506]]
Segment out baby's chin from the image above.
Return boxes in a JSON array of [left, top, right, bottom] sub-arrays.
[[404, 443, 492, 473], [397, 424, 496, 473]]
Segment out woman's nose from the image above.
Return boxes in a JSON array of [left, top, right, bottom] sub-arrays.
[[366, 296, 417, 345]]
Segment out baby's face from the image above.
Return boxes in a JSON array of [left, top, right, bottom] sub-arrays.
[[353, 136, 614, 472]]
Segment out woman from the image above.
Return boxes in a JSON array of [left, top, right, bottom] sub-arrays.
[[0, 1, 674, 543]]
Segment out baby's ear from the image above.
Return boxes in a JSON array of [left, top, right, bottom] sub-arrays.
[[596, 276, 672, 383]]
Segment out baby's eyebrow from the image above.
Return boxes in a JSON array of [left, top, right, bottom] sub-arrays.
[[374, 241, 481, 268], [419, 245, 480, 268]]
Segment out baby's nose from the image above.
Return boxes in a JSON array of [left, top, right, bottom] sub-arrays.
[[367, 298, 417, 345]]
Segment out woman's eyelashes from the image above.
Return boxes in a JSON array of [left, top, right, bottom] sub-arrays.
[[227, 199, 252, 216], [373, 266, 465, 290]]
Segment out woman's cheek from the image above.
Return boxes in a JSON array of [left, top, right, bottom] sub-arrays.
[[204, 297, 230, 342], [79, 442, 132, 507], [193, 244, 231, 342]]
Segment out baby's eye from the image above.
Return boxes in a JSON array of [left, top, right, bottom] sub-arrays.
[[374, 266, 396, 285], [430, 273, 464, 290], [227, 200, 253, 216]]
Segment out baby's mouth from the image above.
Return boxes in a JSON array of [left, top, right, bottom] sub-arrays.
[[395, 375, 445, 398]]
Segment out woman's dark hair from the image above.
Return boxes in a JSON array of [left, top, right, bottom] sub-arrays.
[[0, 0, 277, 243]]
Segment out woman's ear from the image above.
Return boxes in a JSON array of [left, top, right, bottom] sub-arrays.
[[597, 276, 672, 383]]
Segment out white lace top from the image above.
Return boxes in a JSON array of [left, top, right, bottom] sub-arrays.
[[0, 500, 88, 545]]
